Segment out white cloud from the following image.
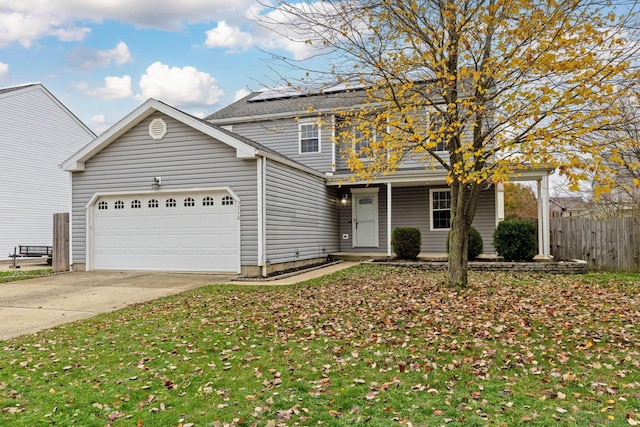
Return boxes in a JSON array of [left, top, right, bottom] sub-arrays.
[[205, 21, 254, 51], [68, 42, 133, 69], [87, 75, 133, 100], [0, 10, 89, 47], [234, 88, 251, 101], [91, 114, 106, 123], [90, 114, 111, 135], [0, 63, 8, 78], [0, 1, 255, 47], [137, 62, 223, 107]]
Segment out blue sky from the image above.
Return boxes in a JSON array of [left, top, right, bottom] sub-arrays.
[[0, 1, 314, 133]]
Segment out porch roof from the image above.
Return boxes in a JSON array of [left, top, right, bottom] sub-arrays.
[[324, 166, 555, 186]]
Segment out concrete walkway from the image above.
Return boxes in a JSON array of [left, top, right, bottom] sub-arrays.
[[0, 262, 358, 340]]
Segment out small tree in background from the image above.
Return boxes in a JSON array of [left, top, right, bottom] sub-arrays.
[[504, 183, 538, 220]]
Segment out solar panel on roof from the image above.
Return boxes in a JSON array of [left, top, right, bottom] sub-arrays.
[[247, 82, 366, 102]]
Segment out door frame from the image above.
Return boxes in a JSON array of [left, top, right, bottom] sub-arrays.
[[85, 187, 241, 273], [351, 187, 379, 248]]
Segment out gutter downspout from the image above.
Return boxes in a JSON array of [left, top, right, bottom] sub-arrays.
[[257, 157, 267, 276]]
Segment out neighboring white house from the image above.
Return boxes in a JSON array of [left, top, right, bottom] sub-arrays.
[[0, 83, 95, 260]]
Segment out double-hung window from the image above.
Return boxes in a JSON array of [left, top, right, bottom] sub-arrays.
[[353, 126, 374, 159], [430, 188, 452, 230], [428, 109, 447, 152], [299, 120, 320, 154]]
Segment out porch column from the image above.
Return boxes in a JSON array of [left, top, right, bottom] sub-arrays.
[[541, 175, 550, 258], [387, 182, 392, 257], [535, 175, 551, 260]]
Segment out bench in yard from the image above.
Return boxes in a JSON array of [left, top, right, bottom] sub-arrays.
[[8, 245, 53, 268]]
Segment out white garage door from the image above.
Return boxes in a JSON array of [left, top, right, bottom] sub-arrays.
[[92, 191, 239, 272]]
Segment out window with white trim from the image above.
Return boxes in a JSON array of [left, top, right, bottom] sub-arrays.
[[203, 196, 215, 206], [299, 120, 320, 153], [184, 197, 195, 207], [98, 201, 108, 210], [148, 199, 159, 208], [131, 200, 141, 209], [428, 109, 447, 152], [166, 198, 176, 208], [430, 189, 451, 230], [114, 200, 125, 210], [353, 125, 375, 159], [222, 195, 234, 206]]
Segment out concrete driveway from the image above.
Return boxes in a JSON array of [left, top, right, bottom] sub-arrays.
[[0, 271, 233, 340]]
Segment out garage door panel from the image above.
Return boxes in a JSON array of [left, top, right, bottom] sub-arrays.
[[92, 191, 239, 272]]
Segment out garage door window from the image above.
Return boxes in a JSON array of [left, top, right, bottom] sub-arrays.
[[184, 197, 195, 207], [98, 201, 108, 210], [115, 201, 125, 210], [203, 196, 214, 206], [166, 198, 176, 207], [131, 200, 141, 209], [148, 199, 158, 208], [222, 196, 234, 206]]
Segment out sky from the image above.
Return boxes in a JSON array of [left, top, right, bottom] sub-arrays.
[[0, 0, 315, 134]]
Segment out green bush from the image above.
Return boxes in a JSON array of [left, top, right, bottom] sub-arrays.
[[493, 219, 537, 261], [392, 227, 422, 260], [446, 226, 484, 260]]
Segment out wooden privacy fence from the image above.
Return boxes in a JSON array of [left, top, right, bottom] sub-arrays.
[[550, 217, 640, 272], [53, 212, 70, 273]]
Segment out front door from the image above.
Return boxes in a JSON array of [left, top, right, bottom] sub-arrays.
[[353, 192, 378, 247]]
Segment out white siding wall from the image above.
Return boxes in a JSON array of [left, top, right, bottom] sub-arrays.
[[0, 86, 94, 259], [264, 160, 340, 263], [71, 113, 259, 266]]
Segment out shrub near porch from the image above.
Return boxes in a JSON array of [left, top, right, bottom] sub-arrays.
[[0, 265, 639, 426]]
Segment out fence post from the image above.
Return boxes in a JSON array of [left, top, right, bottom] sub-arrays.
[[53, 212, 70, 273]]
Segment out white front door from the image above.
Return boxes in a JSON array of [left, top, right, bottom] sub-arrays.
[[353, 192, 378, 247]]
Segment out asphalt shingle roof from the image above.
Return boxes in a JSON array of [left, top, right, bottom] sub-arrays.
[[206, 87, 369, 122]]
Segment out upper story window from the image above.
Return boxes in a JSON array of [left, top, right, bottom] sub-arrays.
[[299, 120, 320, 154], [430, 189, 451, 230], [353, 125, 375, 159], [428, 109, 447, 152]]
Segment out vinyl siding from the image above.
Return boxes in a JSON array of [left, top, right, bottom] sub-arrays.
[[0, 86, 94, 259], [264, 160, 339, 263], [231, 119, 333, 172], [338, 185, 497, 254], [71, 112, 259, 265]]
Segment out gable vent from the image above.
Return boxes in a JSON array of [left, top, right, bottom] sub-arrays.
[[149, 118, 167, 140]]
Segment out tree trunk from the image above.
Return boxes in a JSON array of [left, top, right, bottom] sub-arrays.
[[447, 180, 481, 288], [447, 209, 470, 287]]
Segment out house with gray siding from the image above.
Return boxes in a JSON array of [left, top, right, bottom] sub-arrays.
[[63, 86, 553, 276], [0, 83, 95, 260]]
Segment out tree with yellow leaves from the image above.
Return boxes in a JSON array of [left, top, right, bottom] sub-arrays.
[[262, 0, 640, 287]]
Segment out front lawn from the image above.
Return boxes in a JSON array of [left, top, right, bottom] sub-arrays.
[[0, 269, 52, 283], [1, 265, 638, 426]]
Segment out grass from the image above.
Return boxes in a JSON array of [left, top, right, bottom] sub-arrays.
[[0, 264, 639, 426], [0, 269, 52, 283]]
